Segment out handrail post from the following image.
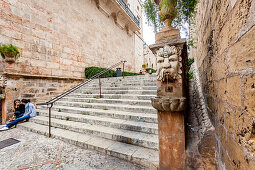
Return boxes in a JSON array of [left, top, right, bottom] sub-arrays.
[[99, 76, 102, 98], [48, 103, 53, 137], [122, 62, 125, 78]]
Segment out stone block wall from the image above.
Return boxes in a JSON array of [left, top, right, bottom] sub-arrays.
[[0, 0, 139, 75], [2, 74, 82, 123], [190, 0, 255, 169], [187, 63, 216, 169]]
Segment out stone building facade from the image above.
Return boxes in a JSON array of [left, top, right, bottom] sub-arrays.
[[0, 0, 144, 123], [190, 0, 255, 169], [143, 43, 156, 70]]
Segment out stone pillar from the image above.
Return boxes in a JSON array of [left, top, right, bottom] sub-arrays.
[[150, 27, 188, 169]]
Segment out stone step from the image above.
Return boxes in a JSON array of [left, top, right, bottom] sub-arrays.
[[87, 80, 157, 85], [75, 89, 157, 95], [37, 109, 158, 134], [85, 82, 156, 88], [38, 105, 157, 123], [60, 97, 152, 106], [66, 94, 156, 100], [29, 116, 159, 150], [90, 76, 156, 82], [76, 86, 157, 92], [52, 101, 157, 114], [17, 122, 158, 169]]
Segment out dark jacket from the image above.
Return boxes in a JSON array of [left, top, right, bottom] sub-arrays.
[[14, 104, 25, 118]]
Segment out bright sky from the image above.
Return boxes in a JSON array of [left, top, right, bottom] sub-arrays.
[[142, 16, 155, 45]]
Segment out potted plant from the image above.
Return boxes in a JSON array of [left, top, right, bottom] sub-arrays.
[[142, 64, 147, 69], [0, 44, 20, 63]]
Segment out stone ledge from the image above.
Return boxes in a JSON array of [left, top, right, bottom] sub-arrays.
[[2, 72, 85, 81], [149, 38, 186, 54]]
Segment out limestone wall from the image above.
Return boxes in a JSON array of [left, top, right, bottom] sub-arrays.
[[2, 74, 81, 123], [190, 0, 255, 169], [0, 0, 142, 76]]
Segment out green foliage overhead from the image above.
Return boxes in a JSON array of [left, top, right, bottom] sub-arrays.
[[0, 44, 20, 59], [143, 0, 199, 31], [143, 0, 163, 32], [85, 66, 142, 79]]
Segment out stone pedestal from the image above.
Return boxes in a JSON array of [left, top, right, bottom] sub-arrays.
[[158, 111, 185, 169], [155, 27, 180, 43], [150, 27, 188, 170], [152, 97, 186, 170], [155, 20, 180, 44]]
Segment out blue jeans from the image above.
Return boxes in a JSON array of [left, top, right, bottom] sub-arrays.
[[6, 115, 30, 128]]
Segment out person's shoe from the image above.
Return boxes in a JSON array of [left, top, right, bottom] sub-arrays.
[[0, 126, 9, 131]]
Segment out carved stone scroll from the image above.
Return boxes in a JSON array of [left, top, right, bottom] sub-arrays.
[[151, 96, 186, 112]]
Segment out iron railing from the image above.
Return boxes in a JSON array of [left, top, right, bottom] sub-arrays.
[[117, 0, 140, 27], [37, 60, 127, 137]]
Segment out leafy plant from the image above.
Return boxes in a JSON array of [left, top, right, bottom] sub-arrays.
[[66, 116, 70, 121], [0, 44, 20, 60], [142, 64, 147, 67], [85, 66, 142, 79], [188, 58, 194, 69], [143, 0, 163, 32], [189, 71, 193, 79], [58, 109, 61, 112], [103, 108, 108, 110]]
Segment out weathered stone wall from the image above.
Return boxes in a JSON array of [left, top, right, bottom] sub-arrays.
[[2, 74, 82, 123], [187, 63, 216, 169], [0, 0, 141, 75], [190, 0, 255, 169]]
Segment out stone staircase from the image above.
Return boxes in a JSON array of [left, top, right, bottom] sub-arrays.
[[17, 74, 159, 169]]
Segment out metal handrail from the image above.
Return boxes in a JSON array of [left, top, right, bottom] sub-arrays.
[[117, 0, 140, 27], [37, 60, 127, 137]]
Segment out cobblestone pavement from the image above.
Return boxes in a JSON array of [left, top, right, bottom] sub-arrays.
[[0, 128, 146, 170]]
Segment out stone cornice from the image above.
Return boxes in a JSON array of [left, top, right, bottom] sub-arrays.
[[149, 38, 186, 54], [94, 0, 140, 33]]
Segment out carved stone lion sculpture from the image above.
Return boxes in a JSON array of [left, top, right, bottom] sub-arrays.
[[156, 45, 182, 82]]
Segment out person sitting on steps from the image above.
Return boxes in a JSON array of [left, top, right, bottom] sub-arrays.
[[0, 99, 37, 131], [9, 99, 25, 121]]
